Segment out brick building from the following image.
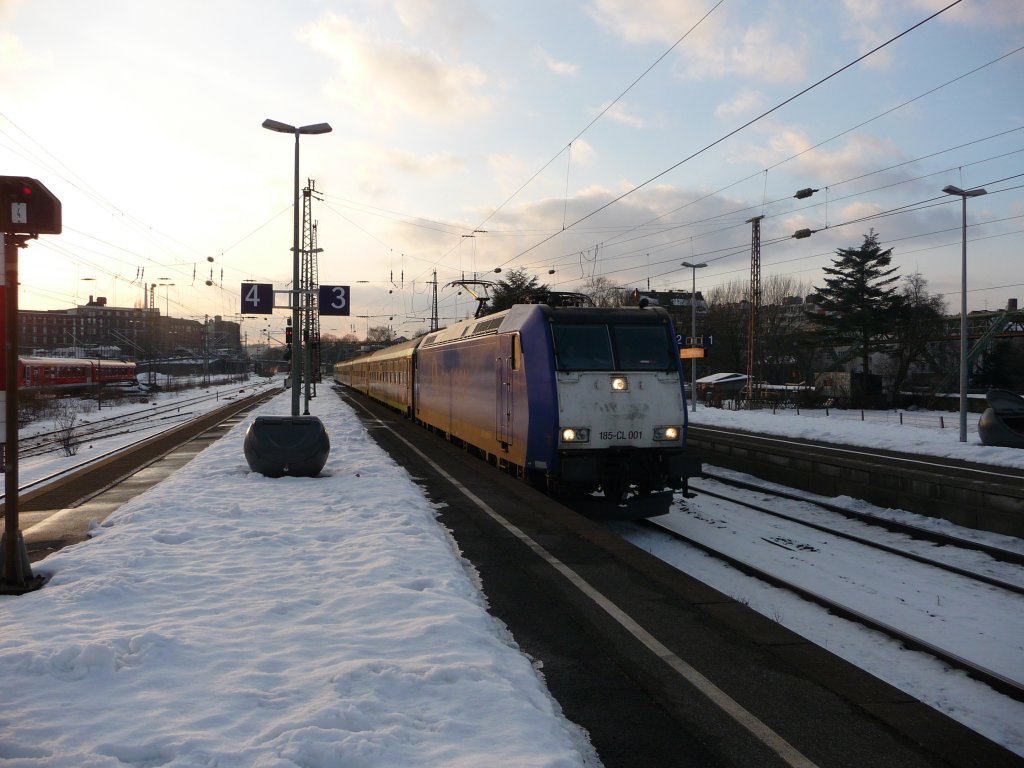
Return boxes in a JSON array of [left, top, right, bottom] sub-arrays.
[[18, 296, 240, 361]]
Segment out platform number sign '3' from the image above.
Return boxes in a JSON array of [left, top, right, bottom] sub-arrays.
[[240, 283, 274, 315], [318, 285, 350, 316]]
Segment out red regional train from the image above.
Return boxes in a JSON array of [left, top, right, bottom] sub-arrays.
[[16, 357, 138, 391]]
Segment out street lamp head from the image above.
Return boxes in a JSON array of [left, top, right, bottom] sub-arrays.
[[681, 261, 707, 269], [265, 119, 333, 135], [262, 118, 295, 134], [943, 184, 987, 197]]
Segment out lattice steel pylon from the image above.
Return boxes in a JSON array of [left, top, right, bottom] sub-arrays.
[[745, 215, 764, 405], [430, 270, 439, 332], [300, 179, 322, 397], [309, 221, 322, 382]]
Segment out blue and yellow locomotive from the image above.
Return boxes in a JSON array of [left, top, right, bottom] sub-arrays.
[[335, 303, 701, 504]]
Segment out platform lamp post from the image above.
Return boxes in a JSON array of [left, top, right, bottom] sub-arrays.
[[942, 184, 987, 443], [261, 118, 332, 416], [681, 261, 707, 413]]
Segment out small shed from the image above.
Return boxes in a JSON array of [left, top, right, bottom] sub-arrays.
[[695, 372, 747, 406]]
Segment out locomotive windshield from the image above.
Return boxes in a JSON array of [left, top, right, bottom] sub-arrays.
[[553, 322, 674, 371]]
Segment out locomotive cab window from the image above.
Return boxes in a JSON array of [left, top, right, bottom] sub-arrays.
[[611, 325, 674, 371], [553, 324, 613, 371]]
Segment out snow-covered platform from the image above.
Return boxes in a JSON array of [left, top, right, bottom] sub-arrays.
[[3, 387, 1021, 767], [0, 389, 597, 767]]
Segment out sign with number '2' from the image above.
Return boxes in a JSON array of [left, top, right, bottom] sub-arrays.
[[240, 283, 274, 315], [318, 285, 350, 316]]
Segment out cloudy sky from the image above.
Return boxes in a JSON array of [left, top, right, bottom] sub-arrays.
[[2, 0, 1022, 341]]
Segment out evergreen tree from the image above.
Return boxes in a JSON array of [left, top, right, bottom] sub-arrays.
[[808, 230, 901, 406], [487, 268, 547, 313]]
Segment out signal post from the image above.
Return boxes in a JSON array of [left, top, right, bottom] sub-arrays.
[[1, 177, 61, 594]]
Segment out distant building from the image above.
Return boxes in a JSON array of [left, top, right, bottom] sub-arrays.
[[628, 289, 708, 333], [18, 296, 241, 360]]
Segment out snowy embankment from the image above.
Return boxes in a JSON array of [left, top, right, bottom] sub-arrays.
[[0, 389, 597, 768], [689, 402, 1024, 470]]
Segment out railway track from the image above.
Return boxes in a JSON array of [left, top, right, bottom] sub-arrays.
[[17, 388, 263, 460], [622, 479, 1024, 703], [10, 386, 279, 559], [696, 470, 1024, 573]]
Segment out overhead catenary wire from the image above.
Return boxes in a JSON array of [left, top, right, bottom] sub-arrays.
[[498, 0, 967, 267], [510, 136, 1024, 286], [334, 3, 1023, 334], [10, 2, 1018, 338], [465, 0, 729, 242]]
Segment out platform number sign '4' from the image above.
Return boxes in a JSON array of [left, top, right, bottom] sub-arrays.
[[318, 285, 350, 316], [240, 283, 274, 315]]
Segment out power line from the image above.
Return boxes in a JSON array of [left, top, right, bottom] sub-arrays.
[[501, 0, 967, 265], [467, 0, 729, 239]]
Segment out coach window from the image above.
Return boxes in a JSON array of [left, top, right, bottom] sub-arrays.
[[511, 334, 520, 371]]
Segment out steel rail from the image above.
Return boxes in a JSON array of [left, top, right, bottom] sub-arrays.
[[18, 388, 263, 457], [3, 389, 276, 502], [638, 517, 1024, 703], [692, 479, 1024, 588]]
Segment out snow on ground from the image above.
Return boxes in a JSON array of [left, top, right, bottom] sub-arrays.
[[14, 376, 281, 488], [607, 401, 1024, 756], [1, 385, 598, 768], [688, 401, 1024, 470], [2, 381, 1021, 764]]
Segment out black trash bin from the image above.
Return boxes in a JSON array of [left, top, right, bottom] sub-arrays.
[[244, 415, 330, 477], [977, 389, 1024, 449]]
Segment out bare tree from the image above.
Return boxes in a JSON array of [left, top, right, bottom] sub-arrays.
[[366, 326, 397, 344], [760, 275, 813, 384], [705, 279, 749, 373], [579, 276, 628, 307], [882, 272, 947, 404], [54, 402, 81, 457]]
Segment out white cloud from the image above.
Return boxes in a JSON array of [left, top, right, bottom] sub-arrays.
[[681, 20, 807, 83], [586, 0, 808, 83], [715, 88, 769, 121], [840, 0, 896, 70], [531, 46, 578, 76], [728, 126, 904, 186], [585, 0, 706, 45], [301, 12, 492, 126], [339, 141, 468, 202], [602, 101, 645, 128], [910, 0, 1024, 27], [569, 138, 595, 166], [842, 0, 1024, 67], [393, 0, 488, 48], [0, 0, 49, 90], [837, 199, 884, 224], [384, 148, 466, 176], [486, 152, 534, 198]]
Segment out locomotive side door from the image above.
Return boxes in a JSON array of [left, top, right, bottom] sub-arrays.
[[496, 333, 514, 448]]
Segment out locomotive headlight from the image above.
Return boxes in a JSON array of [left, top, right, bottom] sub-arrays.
[[654, 426, 681, 441], [610, 376, 629, 392], [561, 427, 590, 443]]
